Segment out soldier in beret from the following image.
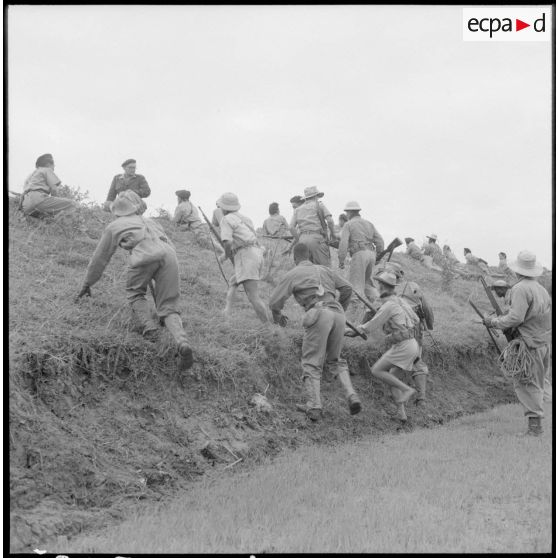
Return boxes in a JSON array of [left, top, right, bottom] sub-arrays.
[[103, 159, 151, 212], [20, 153, 77, 217]]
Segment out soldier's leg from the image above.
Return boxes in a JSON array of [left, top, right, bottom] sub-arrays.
[[126, 263, 160, 338], [370, 355, 416, 404], [411, 346, 429, 405], [301, 234, 331, 267], [298, 309, 331, 418], [223, 282, 238, 317], [29, 195, 77, 216], [326, 310, 361, 415], [153, 250, 194, 369], [389, 367, 409, 420], [242, 279, 270, 323], [363, 251, 380, 302]]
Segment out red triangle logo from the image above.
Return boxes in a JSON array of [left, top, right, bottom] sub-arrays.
[[516, 19, 530, 31]]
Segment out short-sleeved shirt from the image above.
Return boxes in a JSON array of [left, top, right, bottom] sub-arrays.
[[263, 214, 289, 236], [212, 207, 224, 228], [173, 201, 203, 229], [106, 173, 151, 202], [361, 294, 418, 337], [23, 167, 61, 194], [220, 211, 258, 251], [406, 242, 423, 260], [269, 260, 352, 312], [290, 199, 331, 235], [423, 242, 442, 258]]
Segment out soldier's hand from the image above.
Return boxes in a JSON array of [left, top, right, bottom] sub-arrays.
[[483, 316, 495, 328], [102, 201, 112, 212], [344, 327, 358, 337], [75, 285, 91, 301]]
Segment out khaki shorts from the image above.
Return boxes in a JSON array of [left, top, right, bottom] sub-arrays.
[[230, 246, 264, 285]]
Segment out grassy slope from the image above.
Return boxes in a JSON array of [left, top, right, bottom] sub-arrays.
[[9, 198, 518, 551], [64, 403, 553, 554]]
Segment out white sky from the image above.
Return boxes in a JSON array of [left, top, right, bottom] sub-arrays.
[[7, 5, 553, 267]]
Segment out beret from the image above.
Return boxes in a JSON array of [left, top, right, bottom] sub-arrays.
[[121, 158, 136, 168], [35, 153, 54, 168]]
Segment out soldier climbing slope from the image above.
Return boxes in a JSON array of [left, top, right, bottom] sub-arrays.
[[338, 200, 384, 305], [347, 271, 418, 421], [76, 190, 194, 370], [483, 251, 551, 436], [290, 186, 336, 267], [217, 192, 270, 324], [269, 242, 362, 421]]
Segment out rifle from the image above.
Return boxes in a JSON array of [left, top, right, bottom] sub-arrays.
[[345, 319, 368, 340], [479, 276, 517, 342], [262, 235, 293, 242], [469, 300, 501, 354], [315, 198, 334, 249], [376, 237, 403, 262], [199, 206, 233, 265]]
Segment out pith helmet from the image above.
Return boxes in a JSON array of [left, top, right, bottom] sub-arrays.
[[217, 192, 241, 211], [303, 186, 324, 199], [344, 201, 361, 211], [492, 279, 510, 288], [375, 271, 398, 287], [509, 250, 543, 277], [384, 262, 404, 278], [111, 190, 143, 217]]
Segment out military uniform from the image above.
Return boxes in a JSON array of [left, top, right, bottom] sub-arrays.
[[488, 278, 551, 420], [263, 213, 289, 237], [406, 241, 424, 261], [423, 242, 444, 266], [290, 199, 332, 266], [269, 260, 360, 416], [173, 200, 213, 249], [220, 211, 264, 286], [106, 173, 151, 202], [338, 216, 384, 303], [21, 167, 76, 216], [465, 252, 490, 275]]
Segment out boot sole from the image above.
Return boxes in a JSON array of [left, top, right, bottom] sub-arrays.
[[349, 400, 362, 415], [178, 346, 194, 370]]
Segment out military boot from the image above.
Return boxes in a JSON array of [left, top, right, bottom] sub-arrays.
[[413, 374, 427, 407], [527, 416, 543, 436], [131, 299, 159, 340], [164, 313, 194, 370], [337, 369, 362, 415], [296, 378, 323, 421]]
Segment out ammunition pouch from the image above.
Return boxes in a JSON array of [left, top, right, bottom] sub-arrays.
[[385, 327, 416, 348], [349, 241, 374, 257]]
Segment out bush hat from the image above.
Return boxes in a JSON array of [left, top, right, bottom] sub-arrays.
[[175, 190, 190, 199], [375, 271, 398, 287], [303, 186, 324, 199], [383, 262, 404, 278], [36, 153, 54, 168], [111, 190, 143, 217], [344, 201, 361, 211], [427, 234, 438, 241], [509, 250, 543, 277], [218, 192, 241, 211], [121, 158, 136, 168]]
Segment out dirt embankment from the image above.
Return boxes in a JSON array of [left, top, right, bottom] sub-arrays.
[[9, 200, 516, 552]]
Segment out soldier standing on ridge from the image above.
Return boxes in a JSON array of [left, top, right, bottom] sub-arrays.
[[464, 248, 491, 275], [484, 251, 551, 436], [498, 251, 517, 282], [77, 190, 194, 371], [290, 186, 336, 267], [103, 159, 151, 212], [269, 242, 362, 421], [422, 234, 444, 271], [20, 153, 77, 217], [348, 271, 418, 421], [218, 192, 270, 323], [337, 201, 384, 304]]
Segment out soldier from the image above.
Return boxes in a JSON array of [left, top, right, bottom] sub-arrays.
[[383, 262, 431, 408], [338, 201, 384, 304], [484, 251, 551, 436], [217, 192, 270, 323], [103, 159, 151, 211], [491, 279, 511, 302], [269, 242, 362, 421], [442, 244, 460, 264], [351, 271, 418, 420], [262, 202, 290, 237], [464, 248, 490, 275], [77, 190, 194, 371], [422, 234, 444, 271], [289, 195, 304, 211], [498, 251, 517, 282], [20, 153, 77, 217], [172, 189, 216, 250], [404, 237, 424, 262], [290, 186, 336, 267], [212, 202, 225, 233]]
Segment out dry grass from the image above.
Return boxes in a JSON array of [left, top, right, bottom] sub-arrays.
[[63, 403, 552, 554]]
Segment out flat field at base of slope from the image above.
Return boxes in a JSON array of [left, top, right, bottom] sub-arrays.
[[65, 403, 552, 554]]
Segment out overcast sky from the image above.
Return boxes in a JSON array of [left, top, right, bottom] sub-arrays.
[[7, 5, 553, 267]]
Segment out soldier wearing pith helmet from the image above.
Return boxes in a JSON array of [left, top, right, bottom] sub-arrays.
[[289, 186, 336, 267], [338, 200, 384, 304]]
